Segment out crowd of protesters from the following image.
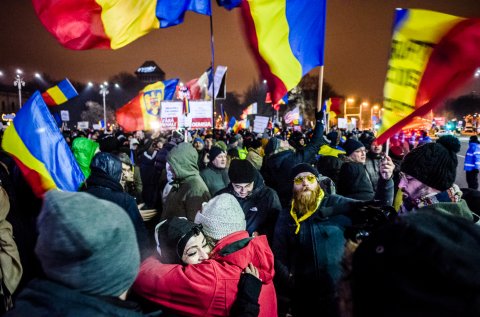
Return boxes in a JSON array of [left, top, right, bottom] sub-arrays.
[[1, 114, 480, 317]]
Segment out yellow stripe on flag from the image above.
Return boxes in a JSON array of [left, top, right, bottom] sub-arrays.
[[99, 0, 160, 50], [46, 86, 68, 105], [249, 0, 301, 90], [3, 125, 57, 191]]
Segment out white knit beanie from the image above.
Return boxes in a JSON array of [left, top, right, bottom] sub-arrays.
[[195, 193, 246, 240]]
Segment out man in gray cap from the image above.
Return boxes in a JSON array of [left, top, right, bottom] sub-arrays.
[[5, 190, 147, 316]]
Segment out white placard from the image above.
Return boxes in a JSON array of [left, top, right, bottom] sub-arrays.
[[60, 110, 70, 122], [77, 121, 89, 129], [160, 100, 213, 130], [253, 116, 270, 134], [337, 118, 347, 129]]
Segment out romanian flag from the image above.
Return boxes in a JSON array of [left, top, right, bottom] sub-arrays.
[[228, 116, 244, 133], [41, 78, 78, 106], [116, 78, 179, 132], [240, 0, 326, 104], [32, 0, 211, 50], [376, 8, 480, 144], [1, 91, 85, 197]]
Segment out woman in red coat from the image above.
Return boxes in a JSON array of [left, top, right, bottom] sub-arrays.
[[132, 194, 277, 317]]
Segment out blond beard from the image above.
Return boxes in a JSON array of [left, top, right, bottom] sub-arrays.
[[293, 183, 321, 217]]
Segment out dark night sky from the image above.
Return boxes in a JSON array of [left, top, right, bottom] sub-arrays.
[[1, 0, 480, 102]]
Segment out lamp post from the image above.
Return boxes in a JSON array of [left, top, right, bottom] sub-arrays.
[[14, 70, 25, 109], [100, 83, 109, 130], [371, 104, 380, 129], [359, 102, 368, 130]]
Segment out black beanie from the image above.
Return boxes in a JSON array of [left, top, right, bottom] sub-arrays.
[[401, 135, 460, 191], [343, 138, 365, 156], [156, 217, 203, 264], [209, 146, 225, 162], [290, 163, 320, 183], [229, 159, 256, 183], [351, 211, 480, 316], [98, 134, 119, 153]]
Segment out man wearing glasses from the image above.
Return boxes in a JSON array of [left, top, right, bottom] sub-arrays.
[[398, 135, 476, 221], [272, 161, 394, 317]]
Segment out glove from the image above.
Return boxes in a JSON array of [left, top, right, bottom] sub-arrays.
[[315, 110, 325, 122]]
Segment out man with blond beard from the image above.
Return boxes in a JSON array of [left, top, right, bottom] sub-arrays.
[[272, 162, 393, 317]]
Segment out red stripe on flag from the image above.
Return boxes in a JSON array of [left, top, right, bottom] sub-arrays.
[[240, 1, 287, 103]]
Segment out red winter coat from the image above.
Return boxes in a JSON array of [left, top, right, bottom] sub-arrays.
[[133, 231, 277, 317]]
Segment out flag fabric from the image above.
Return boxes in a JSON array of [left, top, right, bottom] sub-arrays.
[[220, 104, 226, 121], [186, 67, 212, 100], [41, 78, 78, 106], [265, 92, 272, 104], [228, 116, 237, 130], [1, 91, 85, 197], [32, 0, 211, 50], [322, 99, 330, 113], [284, 106, 300, 124], [240, 102, 257, 119], [376, 8, 480, 144], [240, 0, 326, 104], [329, 97, 343, 115], [217, 0, 242, 10], [208, 65, 227, 99], [116, 78, 179, 132]]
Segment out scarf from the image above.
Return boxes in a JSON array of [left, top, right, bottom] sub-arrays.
[[290, 188, 325, 234], [400, 184, 462, 214]]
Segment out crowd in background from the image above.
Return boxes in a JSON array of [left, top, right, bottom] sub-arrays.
[[1, 114, 480, 316]]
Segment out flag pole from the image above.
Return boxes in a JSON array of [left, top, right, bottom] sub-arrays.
[[317, 66, 327, 131], [209, 12, 216, 129]]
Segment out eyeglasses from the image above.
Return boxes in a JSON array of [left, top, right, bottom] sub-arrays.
[[293, 174, 317, 185]]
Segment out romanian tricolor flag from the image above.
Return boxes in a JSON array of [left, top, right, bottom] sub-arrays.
[[376, 8, 480, 144], [41, 78, 78, 106], [240, 0, 326, 104], [32, 0, 212, 50], [116, 78, 179, 132], [1, 91, 85, 197]]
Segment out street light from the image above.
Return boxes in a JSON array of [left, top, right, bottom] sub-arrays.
[[14, 69, 25, 109], [359, 102, 369, 130], [100, 83, 109, 130], [371, 104, 380, 128], [344, 97, 355, 119]]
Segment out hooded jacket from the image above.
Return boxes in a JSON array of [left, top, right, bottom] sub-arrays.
[[81, 152, 149, 259], [162, 143, 211, 221], [133, 231, 277, 317], [71, 137, 99, 179]]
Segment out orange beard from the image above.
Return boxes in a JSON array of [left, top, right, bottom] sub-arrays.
[[293, 183, 321, 217]]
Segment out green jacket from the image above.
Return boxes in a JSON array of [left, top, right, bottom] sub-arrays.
[[162, 143, 211, 221], [72, 137, 99, 179]]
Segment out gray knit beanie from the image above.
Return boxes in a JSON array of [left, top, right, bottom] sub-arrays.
[[194, 193, 246, 240], [35, 190, 140, 297]]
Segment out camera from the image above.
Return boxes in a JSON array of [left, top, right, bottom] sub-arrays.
[[345, 203, 397, 242]]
